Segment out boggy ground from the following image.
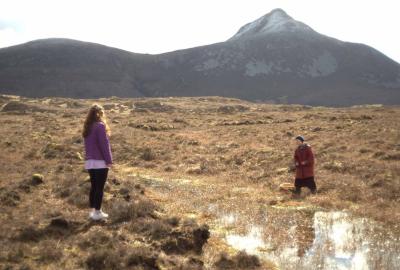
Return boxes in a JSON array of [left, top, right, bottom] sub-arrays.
[[0, 94, 399, 269]]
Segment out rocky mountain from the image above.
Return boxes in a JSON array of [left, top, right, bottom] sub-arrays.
[[1, 8, 400, 106]]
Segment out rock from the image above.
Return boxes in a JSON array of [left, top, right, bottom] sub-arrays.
[[31, 174, 44, 185], [76, 152, 83, 160], [119, 187, 130, 195]]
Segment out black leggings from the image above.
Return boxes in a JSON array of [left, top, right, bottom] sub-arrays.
[[295, 177, 317, 194], [88, 168, 109, 210]]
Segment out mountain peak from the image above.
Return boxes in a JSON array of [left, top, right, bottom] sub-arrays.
[[229, 8, 313, 41], [268, 8, 290, 17]]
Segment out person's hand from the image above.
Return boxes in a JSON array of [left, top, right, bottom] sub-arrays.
[[107, 164, 113, 168], [301, 161, 307, 165], [295, 162, 299, 166]]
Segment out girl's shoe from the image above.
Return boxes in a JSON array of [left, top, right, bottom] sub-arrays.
[[99, 210, 109, 218], [88, 209, 95, 219], [91, 210, 109, 220]]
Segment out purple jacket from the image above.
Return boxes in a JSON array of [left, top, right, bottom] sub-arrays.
[[84, 122, 113, 164]]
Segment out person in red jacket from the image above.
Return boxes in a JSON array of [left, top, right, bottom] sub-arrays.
[[293, 136, 316, 195]]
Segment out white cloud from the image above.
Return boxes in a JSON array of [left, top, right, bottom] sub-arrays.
[[0, 27, 28, 48]]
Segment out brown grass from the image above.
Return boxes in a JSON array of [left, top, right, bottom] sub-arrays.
[[1, 95, 399, 269]]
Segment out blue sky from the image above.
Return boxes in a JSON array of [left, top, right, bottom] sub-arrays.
[[1, 0, 399, 63]]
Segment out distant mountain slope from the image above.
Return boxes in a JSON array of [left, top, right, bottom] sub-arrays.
[[1, 9, 399, 106], [0, 38, 153, 98]]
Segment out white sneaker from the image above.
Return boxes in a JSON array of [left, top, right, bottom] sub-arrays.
[[99, 210, 109, 218], [89, 209, 95, 219], [91, 210, 108, 220]]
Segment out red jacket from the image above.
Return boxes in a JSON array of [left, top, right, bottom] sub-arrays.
[[294, 144, 314, 179]]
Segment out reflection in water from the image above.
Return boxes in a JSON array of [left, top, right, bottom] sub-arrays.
[[223, 211, 400, 270], [296, 214, 315, 257], [226, 226, 265, 254], [303, 212, 369, 270]]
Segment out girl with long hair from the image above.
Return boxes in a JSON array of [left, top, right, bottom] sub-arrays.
[[82, 104, 113, 220]]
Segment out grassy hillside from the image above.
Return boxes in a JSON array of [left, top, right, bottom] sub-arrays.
[[0, 94, 399, 269]]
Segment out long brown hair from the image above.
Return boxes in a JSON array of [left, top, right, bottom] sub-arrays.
[[82, 104, 111, 138]]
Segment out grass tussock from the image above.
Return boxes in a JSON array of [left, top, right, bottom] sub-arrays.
[[214, 251, 263, 269]]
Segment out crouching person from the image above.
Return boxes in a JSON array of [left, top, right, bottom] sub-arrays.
[[293, 136, 316, 195]]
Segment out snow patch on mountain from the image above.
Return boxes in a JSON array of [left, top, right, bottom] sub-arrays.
[[363, 73, 400, 88], [306, 51, 338, 77], [195, 59, 220, 71], [244, 59, 294, 77], [230, 9, 313, 41], [382, 79, 400, 88], [245, 61, 273, 76]]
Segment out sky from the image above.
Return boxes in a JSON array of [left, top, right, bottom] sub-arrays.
[[1, 0, 399, 63]]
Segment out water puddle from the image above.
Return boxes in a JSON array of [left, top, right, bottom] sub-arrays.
[[128, 173, 400, 269], [220, 210, 400, 270]]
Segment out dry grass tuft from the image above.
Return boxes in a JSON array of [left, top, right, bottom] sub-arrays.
[[214, 251, 262, 269]]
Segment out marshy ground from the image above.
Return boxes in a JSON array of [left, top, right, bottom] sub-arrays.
[[0, 94, 399, 269]]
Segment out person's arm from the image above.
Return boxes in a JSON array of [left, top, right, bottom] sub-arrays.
[[96, 123, 113, 165], [294, 151, 300, 167], [302, 147, 314, 166]]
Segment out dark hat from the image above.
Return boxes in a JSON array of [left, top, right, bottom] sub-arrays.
[[295, 136, 305, 142]]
